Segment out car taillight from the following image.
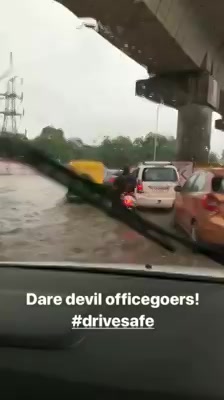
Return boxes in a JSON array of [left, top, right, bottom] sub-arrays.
[[123, 195, 135, 208], [137, 180, 143, 193], [201, 194, 219, 212], [108, 177, 115, 183]]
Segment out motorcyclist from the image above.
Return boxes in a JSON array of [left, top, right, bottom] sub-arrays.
[[111, 165, 136, 210]]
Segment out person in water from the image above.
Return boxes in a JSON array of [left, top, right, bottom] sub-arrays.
[[111, 165, 136, 209]]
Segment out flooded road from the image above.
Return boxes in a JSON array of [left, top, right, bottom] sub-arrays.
[[0, 175, 223, 276]]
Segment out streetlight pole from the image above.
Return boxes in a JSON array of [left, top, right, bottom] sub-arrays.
[[153, 103, 160, 161], [153, 99, 164, 161]]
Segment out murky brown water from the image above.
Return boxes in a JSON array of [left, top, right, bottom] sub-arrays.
[[0, 175, 223, 276]]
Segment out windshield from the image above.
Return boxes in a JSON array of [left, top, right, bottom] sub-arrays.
[[212, 176, 224, 193], [0, 0, 224, 278], [142, 167, 178, 182]]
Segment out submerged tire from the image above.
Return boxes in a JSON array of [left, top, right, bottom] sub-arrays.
[[190, 221, 204, 252], [190, 220, 200, 242], [172, 210, 179, 229], [66, 192, 84, 204]]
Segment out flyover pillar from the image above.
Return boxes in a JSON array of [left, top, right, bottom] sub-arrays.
[[176, 104, 212, 162]]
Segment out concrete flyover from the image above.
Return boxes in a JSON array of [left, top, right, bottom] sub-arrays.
[[57, 0, 224, 162]]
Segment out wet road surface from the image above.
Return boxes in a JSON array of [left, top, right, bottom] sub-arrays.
[[0, 175, 223, 276]]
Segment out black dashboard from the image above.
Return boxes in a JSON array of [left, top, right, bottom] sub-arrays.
[[0, 262, 223, 400]]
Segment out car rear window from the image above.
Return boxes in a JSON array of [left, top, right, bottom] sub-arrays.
[[212, 176, 224, 193], [142, 167, 178, 182]]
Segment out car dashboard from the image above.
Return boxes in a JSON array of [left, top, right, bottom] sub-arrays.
[[0, 262, 223, 400]]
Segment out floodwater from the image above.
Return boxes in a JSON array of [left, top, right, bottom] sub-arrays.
[[0, 175, 223, 276]]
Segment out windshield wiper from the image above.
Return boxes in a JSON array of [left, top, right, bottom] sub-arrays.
[[0, 136, 223, 266]]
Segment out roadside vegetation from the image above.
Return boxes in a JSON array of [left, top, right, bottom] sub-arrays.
[[1, 126, 222, 167], [32, 125, 223, 167]]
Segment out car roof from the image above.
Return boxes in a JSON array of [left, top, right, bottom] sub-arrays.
[[194, 167, 224, 176], [139, 164, 177, 170]]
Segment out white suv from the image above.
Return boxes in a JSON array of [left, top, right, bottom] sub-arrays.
[[131, 161, 179, 209]]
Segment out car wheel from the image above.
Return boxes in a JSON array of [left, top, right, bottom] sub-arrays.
[[172, 210, 179, 228], [190, 221, 199, 243], [169, 208, 174, 215]]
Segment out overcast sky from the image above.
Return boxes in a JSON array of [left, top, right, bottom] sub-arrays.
[[0, 0, 223, 154]]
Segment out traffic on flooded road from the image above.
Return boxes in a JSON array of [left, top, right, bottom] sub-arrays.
[[0, 174, 223, 276]]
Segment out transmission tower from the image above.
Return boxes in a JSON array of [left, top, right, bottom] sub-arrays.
[[0, 76, 25, 136], [0, 52, 25, 136]]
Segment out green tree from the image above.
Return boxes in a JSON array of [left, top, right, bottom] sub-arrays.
[[209, 151, 220, 163], [31, 126, 221, 168], [32, 126, 74, 163], [221, 150, 224, 163]]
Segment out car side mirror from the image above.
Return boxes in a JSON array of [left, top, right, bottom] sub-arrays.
[[174, 185, 182, 192]]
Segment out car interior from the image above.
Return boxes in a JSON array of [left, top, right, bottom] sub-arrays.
[[0, 262, 224, 400]]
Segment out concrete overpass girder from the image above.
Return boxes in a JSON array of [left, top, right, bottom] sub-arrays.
[[58, 0, 224, 89], [58, 0, 224, 114], [57, 0, 197, 74]]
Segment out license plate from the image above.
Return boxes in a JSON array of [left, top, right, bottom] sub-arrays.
[[148, 186, 168, 191]]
